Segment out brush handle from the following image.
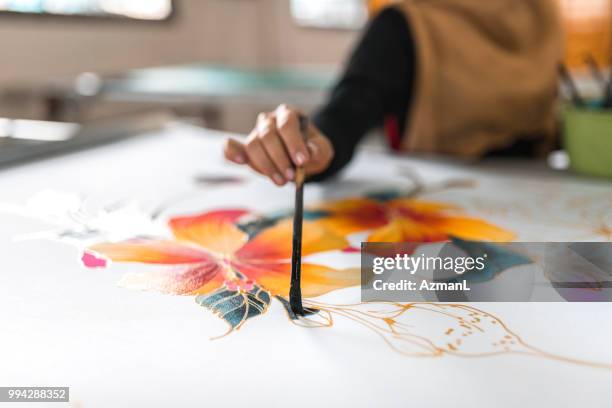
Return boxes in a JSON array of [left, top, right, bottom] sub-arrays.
[[585, 55, 607, 89], [559, 64, 584, 107], [289, 115, 309, 316], [605, 79, 612, 109], [289, 167, 305, 316]]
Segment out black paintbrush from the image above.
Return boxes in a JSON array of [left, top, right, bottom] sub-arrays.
[[585, 54, 607, 90], [606, 82, 612, 109], [605, 57, 612, 109], [559, 64, 584, 107], [289, 115, 309, 316]]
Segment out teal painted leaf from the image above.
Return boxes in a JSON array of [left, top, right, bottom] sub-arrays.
[[303, 209, 330, 220], [237, 210, 289, 238], [196, 284, 271, 334], [237, 209, 329, 239], [450, 238, 533, 283], [366, 190, 402, 202]]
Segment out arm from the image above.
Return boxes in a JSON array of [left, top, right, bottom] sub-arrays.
[[311, 7, 416, 181]]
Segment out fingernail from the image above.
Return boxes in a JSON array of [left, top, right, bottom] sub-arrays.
[[307, 141, 318, 155], [285, 168, 295, 180], [272, 173, 285, 185], [234, 154, 246, 164], [295, 151, 307, 166]]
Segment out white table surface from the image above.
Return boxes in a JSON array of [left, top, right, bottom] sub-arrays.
[[1, 123, 611, 408]]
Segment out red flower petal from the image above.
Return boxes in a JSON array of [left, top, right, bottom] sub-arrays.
[[118, 261, 224, 295]]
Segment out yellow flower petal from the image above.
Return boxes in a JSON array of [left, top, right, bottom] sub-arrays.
[[236, 219, 348, 261], [428, 216, 515, 242], [367, 218, 448, 242], [234, 260, 360, 297], [89, 240, 212, 264], [169, 210, 249, 255]]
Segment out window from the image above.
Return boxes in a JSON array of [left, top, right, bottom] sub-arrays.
[[0, 0, 173, 21], [290, 0, 367, 29]]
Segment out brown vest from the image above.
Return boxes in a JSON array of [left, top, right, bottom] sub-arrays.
[[398, 0, 563, 157]]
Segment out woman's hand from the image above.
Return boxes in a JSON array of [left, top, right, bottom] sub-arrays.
[[224, 104, 334, 186]]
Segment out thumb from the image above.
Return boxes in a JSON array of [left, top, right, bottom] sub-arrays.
[[304, 134, 334, 176]]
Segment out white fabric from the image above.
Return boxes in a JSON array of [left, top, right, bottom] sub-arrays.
[[0, 123, 611, 408]]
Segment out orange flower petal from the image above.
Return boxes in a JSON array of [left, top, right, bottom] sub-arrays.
[[89, 240, 212, 264], [316, 197, 383, 213], [367, 218, 448, 243], [300, 265, 360, 298], [388, 198, 458, 215], [118, 262, 224, 295], [312, 198, 388, 236], [233, 261, 360, 297], [428, 216, 515, 242], [314, 216, 383, 237], [169, 210, 249, 255], [235, 220, 348, 261]]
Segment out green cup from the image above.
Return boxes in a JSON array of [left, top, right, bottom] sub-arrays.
[[563, 107, 612, 179]]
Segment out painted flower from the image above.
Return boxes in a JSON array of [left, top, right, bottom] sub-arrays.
[[84, 210, 358, 333], [311, 195, 514, 243]]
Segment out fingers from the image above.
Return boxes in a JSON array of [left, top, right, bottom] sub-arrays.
[[224, 129, 290, 186], [304, 133, 334, 176], [257, 114, 295, 181], [224, 104, 335, 186], [224, 138, 247, 165], [245, 130, 286, 186], [275, 104, 309, 166]]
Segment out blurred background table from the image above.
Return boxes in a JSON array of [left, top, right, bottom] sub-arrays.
[[38, 63, 337, 130]]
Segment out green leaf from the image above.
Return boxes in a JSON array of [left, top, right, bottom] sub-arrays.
[[196, 284, 271, 334]]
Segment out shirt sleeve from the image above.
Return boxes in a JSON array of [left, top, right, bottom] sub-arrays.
[[310, 6, 416, 182]]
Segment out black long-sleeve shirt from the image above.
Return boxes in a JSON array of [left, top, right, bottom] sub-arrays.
[[311, 7, 416, 181]]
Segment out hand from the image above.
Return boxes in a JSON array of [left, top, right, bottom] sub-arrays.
[[224, 104, 334, 186]]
